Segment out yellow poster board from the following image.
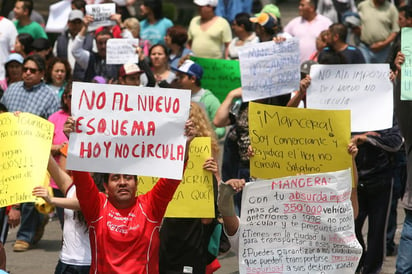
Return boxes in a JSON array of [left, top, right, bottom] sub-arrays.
[[0, 113, 54, 206], [138, 137, 214, 218], [249, 103, 351, 179]]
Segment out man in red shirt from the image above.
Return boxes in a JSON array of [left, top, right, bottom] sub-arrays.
[[63, 118, 195, 273]]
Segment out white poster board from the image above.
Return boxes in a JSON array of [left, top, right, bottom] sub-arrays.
[[45, 0, 72, 33], [238, 39, 300, 102], [67, 82, 191, 180], [86, 3, 116, 31], [106, 38, 139, 65], [307, 64, 393, 132], [239, 169, 362, 274]]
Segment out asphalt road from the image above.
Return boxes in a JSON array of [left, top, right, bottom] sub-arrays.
[[2, 207, 403, 273]]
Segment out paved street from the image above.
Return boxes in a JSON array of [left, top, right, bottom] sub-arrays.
[[3, 207, 403, 273]]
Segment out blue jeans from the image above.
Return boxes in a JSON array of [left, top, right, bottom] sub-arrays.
[[396, 209, 412, 274], [16, 202, 44, 243], [359, 42, 391, 64], [55, 260, 90, 274]]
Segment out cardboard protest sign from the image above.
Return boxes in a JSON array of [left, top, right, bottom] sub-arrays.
[[106, 38, 139, 65], [238, 39, 300, 102], [0, 113, 53, 206], [239, 169, 362, 274], [307, 64, 393, 132], [67, 82, 191, 180], [138, 137, 215, 218], [190, 56, 241, 103], [45, 0, 72, 33], [86, 3, 116, 31], [401, 27, 412, 100], [249, 103, 351, 179]]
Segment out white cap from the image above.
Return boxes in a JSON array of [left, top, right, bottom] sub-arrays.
[[194, 0, 218, 7]]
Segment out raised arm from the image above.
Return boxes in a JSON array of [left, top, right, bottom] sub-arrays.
[[213, 88, 242, 127], [217, 179, 245, 237], [32, 186, 80, 211], [47, 155, 73, 195], [71, 14, 93, 70]]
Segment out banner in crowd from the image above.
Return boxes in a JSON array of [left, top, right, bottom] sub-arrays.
[[239, 169, 362, 274], [0, 112, 53, 206], [238, 39, 300, 102], [106, 38, 139, 65], [307, 64, 393, 132], [401, 27, 412, 100], [248, 103, 351, 180], [86, 3, 116, 31], [190, 56, 241, 103], [67, 82, 191, 180], [138, 137, 215, 218]]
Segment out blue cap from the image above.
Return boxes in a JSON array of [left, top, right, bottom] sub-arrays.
[[173, 60, 203, 80], [6, 53, 24, 65]]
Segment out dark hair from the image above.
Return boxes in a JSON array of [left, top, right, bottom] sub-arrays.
[[102, 173, 138, 185], [61, 81, 72, 113], [234, 12, 254, 32], [23, 54, 46, 71], [32, 38, 52, 51], [96, 28, 114, 38], [17, 0, 33, 16], [0, 102, 7, 112], [399, 4, 412, 18], [149, 43, 169, 57], [45, 57, 72, 85], [17, 33, 34, 55], [166, 26, 188, 48], [318, 50, 347, 64], [144, 0, 164, 20], [309, 0, 318, 10], [71, 0, 86, 12], [329, 23, 347, 43]]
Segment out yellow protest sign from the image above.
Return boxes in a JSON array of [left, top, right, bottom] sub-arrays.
[[249, 103, 351, 179], [138, 137, 214, 218], [0, 113, 54, 206]]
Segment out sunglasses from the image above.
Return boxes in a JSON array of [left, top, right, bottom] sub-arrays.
[[23, 67, 39, 73]]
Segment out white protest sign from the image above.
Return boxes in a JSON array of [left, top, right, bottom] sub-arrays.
[[66, 82, 191, 180], [307, 64, 393, 132], [45, 0, 72, 33], [238, 39, 300, 102], [106, 38, 139, 65], [239, 169, 362, 274], [86, 3, 116, 31]]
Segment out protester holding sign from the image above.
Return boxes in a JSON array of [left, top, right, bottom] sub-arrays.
[[218, 142, 360, 253], [160, 102, 222, 274], [71, 14, 119, 82], [351, 118, 402, 273], [1, 54, 60, 252], [63, 116, 195, 273], [53, 9, 94, 81]]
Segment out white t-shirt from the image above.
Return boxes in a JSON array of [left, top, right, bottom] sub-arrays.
[[0, 17, 18, 80], [59, 186, 91, 266], [223, 216, 240, 255]]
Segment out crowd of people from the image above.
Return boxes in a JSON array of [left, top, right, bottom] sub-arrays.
[[0, 0, 411, 273]]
